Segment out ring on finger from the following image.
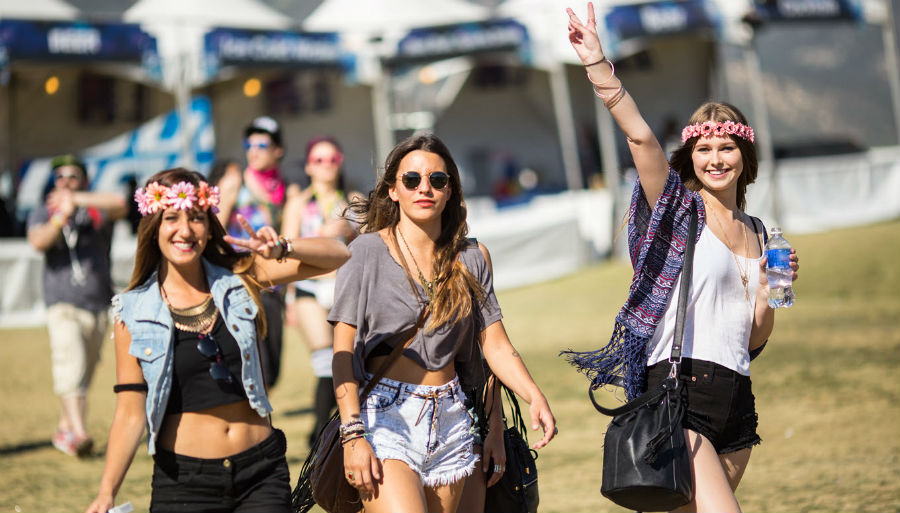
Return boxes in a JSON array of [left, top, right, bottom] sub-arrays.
[[346, 471, 354, 480], [494, 464, 504, 473]]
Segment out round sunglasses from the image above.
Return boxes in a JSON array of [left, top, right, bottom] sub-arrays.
[[400, 171, 450, 191], [196, 333, 234, 384]]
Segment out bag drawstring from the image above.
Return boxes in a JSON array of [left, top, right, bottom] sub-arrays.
[[642, 394, 685, 466]]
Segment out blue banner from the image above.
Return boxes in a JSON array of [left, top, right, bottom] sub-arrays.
[[751, 0, 862, 22], [395, 19, 530, 64], [204, 28, 349, 79], [17, 96, 215, 214], [605, 0, 719, 45], [0, 19, 159, 74]]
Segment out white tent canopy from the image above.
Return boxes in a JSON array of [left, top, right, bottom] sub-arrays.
[[124, 0, 293, 31], [0, 0, 79, 21], [303, 0, 489, 38]]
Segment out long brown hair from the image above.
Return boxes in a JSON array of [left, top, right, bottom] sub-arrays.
[[669, 102, 759, 210], [126, 168, 267, 337], [347, 134, 485, 330]]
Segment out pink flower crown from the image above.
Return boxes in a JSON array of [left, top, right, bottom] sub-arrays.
[[681, 120, 755, 144], [134, 181, 220, 216]]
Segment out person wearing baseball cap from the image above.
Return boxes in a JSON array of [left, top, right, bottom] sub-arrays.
[[214, 117, 288, 387], [26, 155, 127, 457]]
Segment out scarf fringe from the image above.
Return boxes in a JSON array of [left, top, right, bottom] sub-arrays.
[[559, 321, 650, 400]]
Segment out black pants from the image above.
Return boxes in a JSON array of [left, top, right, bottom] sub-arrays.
[[150, 429, 291, 513]]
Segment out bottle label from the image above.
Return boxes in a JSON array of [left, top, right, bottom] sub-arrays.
[[766, 248, 791, 268]]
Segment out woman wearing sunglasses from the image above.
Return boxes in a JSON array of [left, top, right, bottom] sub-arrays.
[[281, 136, 361, 446], [328, 134, 556, 513], [84, 168, 349, 513]]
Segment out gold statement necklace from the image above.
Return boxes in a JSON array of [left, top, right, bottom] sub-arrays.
[[160, 285, 219, 333], [711, 209, 752, 301], [397, 228, 436, 303]]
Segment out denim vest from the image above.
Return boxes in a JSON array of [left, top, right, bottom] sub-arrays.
[[112, 259, 273, 455]]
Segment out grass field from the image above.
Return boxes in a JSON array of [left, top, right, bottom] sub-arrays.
[[1, 220, 898, 513]]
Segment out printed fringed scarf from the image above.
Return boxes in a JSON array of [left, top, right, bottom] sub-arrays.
[[561, 170, 705, 399]]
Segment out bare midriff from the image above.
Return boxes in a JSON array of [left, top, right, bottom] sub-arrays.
[[365, 354, 456, 386], [158, 400, 271, 458]]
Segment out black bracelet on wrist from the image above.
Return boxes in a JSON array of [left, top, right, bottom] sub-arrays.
[[584, 57, 609, 68]]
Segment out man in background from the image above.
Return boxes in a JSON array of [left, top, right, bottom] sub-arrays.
[[27, 155, 126, 457]]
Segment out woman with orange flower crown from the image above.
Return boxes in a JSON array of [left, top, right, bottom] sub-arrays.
[[560, 4, 800, 512], [84, 168, 349, 513]]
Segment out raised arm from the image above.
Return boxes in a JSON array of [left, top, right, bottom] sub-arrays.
[[567, 2, 669, 207], [28, 189, 127, 252], [224, 214, 350, 285], [84, 322, 147, 513]]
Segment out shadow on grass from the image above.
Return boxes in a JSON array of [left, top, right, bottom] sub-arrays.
[[0, 439, 51, 456]]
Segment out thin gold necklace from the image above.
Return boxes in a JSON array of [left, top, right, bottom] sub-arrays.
[[711, 209, 751, 301], [397, 228, 436, 303], [160, 285, 219, 333]]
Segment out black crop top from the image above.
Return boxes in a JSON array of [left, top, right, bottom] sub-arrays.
[[165, 315, 248, 415]]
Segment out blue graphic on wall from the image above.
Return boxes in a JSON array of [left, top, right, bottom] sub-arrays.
[[17, 96, 215, 214]]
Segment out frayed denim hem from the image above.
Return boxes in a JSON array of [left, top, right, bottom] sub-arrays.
[[422, 454, 479, 489]]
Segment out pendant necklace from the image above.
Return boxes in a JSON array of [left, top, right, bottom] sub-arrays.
[[397, 228, 436, 303], [712, 209, 752, 301]]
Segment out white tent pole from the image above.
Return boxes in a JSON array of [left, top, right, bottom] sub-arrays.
[[883, 0, 900, 147], [175, 50, 194, 169], [743, 42, 778, 224], [548, 63, 584, 190], [371, 61, 394, 170]]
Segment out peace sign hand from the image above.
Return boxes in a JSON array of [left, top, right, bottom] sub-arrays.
[[223, 214, 282, 259], [566, 3, 606, 65]]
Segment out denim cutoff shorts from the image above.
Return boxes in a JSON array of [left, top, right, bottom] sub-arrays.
[[361, 374, 478, 487]]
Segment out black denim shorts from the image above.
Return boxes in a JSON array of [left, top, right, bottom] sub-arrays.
[[150, 428, 291, 513], [646, 358, 762, 454]]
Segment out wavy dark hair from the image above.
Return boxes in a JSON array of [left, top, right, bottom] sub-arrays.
[[669, 102, 759, 210], [347, 134, 485, 330], [126, 167, 267, 337]]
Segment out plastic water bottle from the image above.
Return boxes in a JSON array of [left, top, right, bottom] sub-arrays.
[[766, 227, 794, 308]]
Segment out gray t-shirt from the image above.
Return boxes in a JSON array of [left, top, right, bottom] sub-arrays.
[[27, 205, 114, 312], [328, 232, 503, 388]]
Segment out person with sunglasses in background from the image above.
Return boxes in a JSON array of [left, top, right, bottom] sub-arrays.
[[214, 116, 290, 388], [27, 154, 128, 458], [84, 167, 349, 513], [327, 134, 556, 513], [281, 136, 362, 446]]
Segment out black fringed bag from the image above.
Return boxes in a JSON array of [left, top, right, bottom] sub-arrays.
[[588, 204, 697, 512], [484, 384, 539, 513]]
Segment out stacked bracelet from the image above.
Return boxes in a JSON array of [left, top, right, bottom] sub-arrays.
[[340, 419, 367, 445], [276, 236, 293, 263]]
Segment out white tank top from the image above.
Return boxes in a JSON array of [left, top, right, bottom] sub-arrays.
[[646, 226, 761, 376]]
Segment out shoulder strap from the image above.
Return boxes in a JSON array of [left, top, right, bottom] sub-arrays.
[[749, 215, 766, 252], [670, 202, 698, 363], [589, 203, 698, 416], [357, 307, 430, 403]]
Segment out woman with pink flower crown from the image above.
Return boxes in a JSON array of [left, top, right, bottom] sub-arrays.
[[561, 4, 800, 512], [85, 168, 349, 513]]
